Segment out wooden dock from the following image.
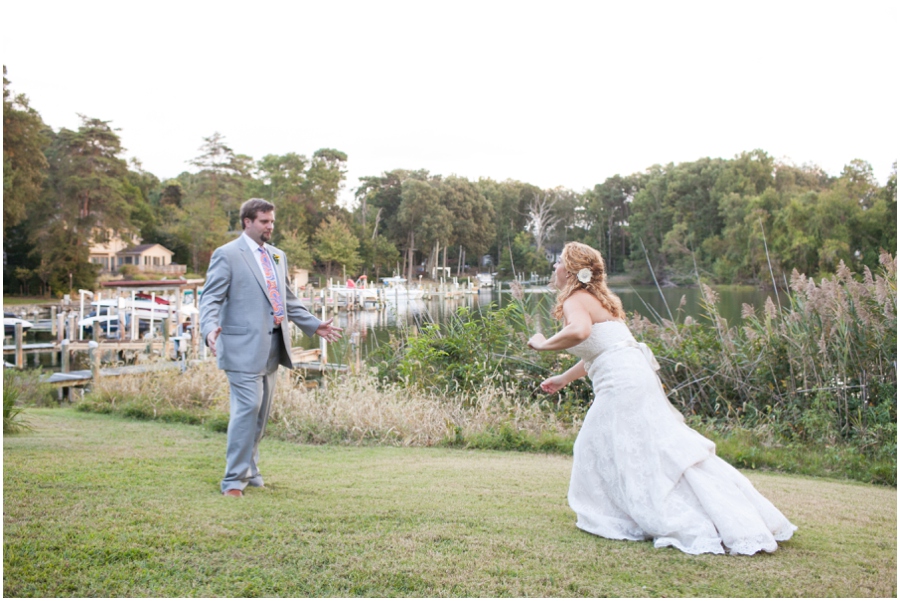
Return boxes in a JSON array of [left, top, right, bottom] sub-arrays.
[[44, 361, 182, 386], [38, 346, 345, 401]]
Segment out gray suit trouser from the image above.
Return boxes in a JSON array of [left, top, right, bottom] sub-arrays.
[[221, 329, 285, 493]]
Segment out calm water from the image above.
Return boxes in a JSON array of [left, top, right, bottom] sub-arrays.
[[296, 285, 786, 363], [6, 285, 784, 369]]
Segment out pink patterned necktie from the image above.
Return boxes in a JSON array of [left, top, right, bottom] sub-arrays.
[[258, 247, 285, 325]]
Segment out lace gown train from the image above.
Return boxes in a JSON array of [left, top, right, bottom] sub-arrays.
[[567, 321, 797, 555]]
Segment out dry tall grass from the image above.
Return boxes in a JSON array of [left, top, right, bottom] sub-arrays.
[[632, 251, 897, 446], [88, 361, 579, 447]]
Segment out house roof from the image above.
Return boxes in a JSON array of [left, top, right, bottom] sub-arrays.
[[117, 243, 174, 256]]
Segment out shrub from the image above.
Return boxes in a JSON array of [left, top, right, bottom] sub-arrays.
[[3, 371, 31, 434]]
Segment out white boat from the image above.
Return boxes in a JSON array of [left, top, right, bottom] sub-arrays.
[[89, 297, 198, 317], [328, 286, 380, 306], [475, 273, 495, 287], [4, 314, 34, 336], [79, 298, 198, 332], [380, 277, 425, 301]]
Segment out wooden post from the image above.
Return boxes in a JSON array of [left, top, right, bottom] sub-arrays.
[[192, 284, 200, 358], [191, 319, 200, 359], [67, 313, 77, 342], [96, 291, 102, 337], [175, 289, 183, 333], [90, 342, 101, 383], [58, 338, 70, 401], [14, 323, 24, 369], [149, 292, 156, 339], [117, 296, 126, 341], [61, 339, 70, 373], [51, 306, 58, 337], [131, 290, 137, 341], [320, 303, 327, 367], [57, 311, 66, 343], [163, 316, 171, 359]]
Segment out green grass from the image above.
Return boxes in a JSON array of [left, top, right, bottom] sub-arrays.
[[75, 385, 892, 485], [4, 409, 896, 597], [2, 296, 50, 306]]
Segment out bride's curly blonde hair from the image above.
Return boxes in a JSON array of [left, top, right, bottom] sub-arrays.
[[552, 242, 625, 320]]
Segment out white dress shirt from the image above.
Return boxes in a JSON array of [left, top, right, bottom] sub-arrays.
[[241, 232, 271, 281]]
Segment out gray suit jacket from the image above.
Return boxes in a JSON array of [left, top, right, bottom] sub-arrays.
[[199, 237, 322, 373]]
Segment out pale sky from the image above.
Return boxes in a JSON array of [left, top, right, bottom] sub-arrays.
[[3, 0, 897, 207]]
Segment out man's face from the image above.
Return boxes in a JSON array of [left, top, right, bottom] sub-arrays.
[[244, 211, 275, 245]]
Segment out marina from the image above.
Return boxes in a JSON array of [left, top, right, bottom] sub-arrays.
[[2, 275, 500, 396], [9, 271, 784, 397]]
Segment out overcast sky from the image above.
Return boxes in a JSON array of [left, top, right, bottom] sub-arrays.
[[3, 1, 897, 206]]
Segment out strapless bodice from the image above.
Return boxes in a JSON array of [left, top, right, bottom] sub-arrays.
[[568, 321, 662, 382], [568, 321, 634, 362]]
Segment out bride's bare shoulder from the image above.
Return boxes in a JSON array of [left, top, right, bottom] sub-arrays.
[[566, 290, 616, 322], [566, 290, 601, 307]]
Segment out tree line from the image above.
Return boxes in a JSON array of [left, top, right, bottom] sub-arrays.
[[4, 67, 896, 296]]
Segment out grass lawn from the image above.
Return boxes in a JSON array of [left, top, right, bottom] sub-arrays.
[[4, 409, 896, 597], [2, 297, 50, 307]]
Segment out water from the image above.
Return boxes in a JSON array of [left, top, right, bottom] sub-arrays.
[[294, 285, 784, 363], [5, 285, 783, 369]]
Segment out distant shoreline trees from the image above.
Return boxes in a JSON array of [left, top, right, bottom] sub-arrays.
[[3, 68, 896, 297]]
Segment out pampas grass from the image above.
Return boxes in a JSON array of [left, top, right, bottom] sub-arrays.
[[633, 251, 896, 450]]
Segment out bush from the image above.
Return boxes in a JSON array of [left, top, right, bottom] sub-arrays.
[[3, 370, 31, 434], [372, 301, 594, 413]]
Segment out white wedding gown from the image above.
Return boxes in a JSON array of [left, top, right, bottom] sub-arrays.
[[566, 321, 797, 555]]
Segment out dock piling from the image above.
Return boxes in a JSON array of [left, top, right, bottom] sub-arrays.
[[14, 323, 24, 369]]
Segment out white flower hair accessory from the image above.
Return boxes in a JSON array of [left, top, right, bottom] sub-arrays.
[[576, 268, 592, 284]]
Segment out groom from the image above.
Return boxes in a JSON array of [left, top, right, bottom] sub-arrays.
[[200, 198, 342, 497]]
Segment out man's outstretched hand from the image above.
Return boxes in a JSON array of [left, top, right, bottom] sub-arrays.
[[206, 326, 222, 357], [316, 318, 343, 342]]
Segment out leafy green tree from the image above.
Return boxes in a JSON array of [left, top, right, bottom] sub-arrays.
[[357, 169, 433, 273], [627, 164, 676, 283], [251, 152, 310, 237], [303, 148, 347, 224], [773, 161, 832, 195], [497, 231, 548, 278], [872, 162, 898, 256], [46, 116, 133, 228], [142, 179, 190, 266], [585, 174, 638, 274], [543, 188, 590, 254], [440, 175, 495, 274], [3, 67, 48, 235], [181, 133, 250, 270], [313, 214, 360, 277], [278, 230, 315, 272], [475, 178, 539, 268], [358, 234, 400, 279], [398, 178, 451, 280], [30, 115, 140, 292], [188, 132, 252, 228]]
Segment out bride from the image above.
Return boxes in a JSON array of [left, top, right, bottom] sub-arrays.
[[527, 242, 796, 555]]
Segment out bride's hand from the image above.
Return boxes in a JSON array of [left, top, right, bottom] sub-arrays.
[[527, 333, 547, 350], [540, 375, 566, 394]]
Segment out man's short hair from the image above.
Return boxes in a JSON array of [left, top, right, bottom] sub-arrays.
[[240, 198, 276, 229]]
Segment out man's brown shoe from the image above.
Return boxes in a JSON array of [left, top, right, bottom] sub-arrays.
[[223, 489, 243, 498]]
